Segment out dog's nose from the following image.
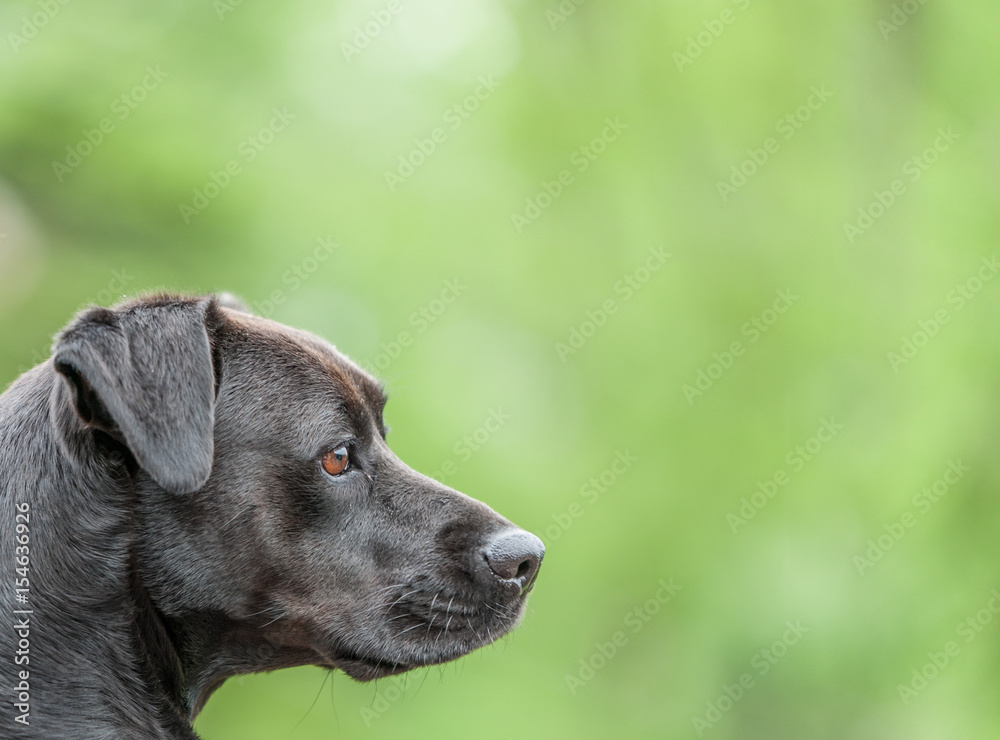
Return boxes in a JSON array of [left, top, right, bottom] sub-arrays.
[[483, 530, 544, 588]]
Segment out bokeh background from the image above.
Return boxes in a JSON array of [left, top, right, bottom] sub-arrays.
[[2, 0, 1000, 737]]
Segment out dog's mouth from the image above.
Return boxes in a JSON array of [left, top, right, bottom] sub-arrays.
[[324, 583, 530, 681]]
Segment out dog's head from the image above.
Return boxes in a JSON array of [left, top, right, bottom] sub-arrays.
[[50, 294, 543, 696]]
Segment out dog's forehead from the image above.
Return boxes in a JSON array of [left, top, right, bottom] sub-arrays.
[[221, 308, 385, 412]]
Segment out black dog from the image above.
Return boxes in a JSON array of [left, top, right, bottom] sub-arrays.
[[0, 293, 543, 739]]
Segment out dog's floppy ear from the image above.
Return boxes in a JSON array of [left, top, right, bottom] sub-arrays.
[[52, 298, 217, 494]]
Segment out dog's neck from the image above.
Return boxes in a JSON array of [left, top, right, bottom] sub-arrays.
[[128, 553, 193, 724], [164, 607, 330, 718]]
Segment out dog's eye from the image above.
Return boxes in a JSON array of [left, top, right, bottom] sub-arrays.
[[321, 446, 350, 476]]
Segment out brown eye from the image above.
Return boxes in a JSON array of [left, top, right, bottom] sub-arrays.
[[322, 445, 350, 476]]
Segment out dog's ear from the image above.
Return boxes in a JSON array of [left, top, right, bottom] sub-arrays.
[[52, 298, 217, 494]]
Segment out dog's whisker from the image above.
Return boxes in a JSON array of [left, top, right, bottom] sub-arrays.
[[244, 606, 276, 619], [416, 589, 441, 634], [466, 618, 483, 645], [328, 670, 339, 728], [349, 584, 410, 621], [259, 610, 286, 628], [351, 587, 420, 624], [414, 666, 431, 698], [386, 589, 420, 612], [483, 600, 518, 619], [370, 582, 408, 596], [357, 583, 408, 608], [289, 668, 330, 735]]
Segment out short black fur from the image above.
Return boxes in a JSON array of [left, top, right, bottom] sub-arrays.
[[0, 293, 543, 739]]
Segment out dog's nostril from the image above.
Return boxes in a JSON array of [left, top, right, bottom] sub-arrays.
[[483, 530, 545, 586], [515, 559, 533, 580]]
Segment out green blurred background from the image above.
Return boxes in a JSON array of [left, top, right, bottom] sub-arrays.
[[2, 0, 999, 737]]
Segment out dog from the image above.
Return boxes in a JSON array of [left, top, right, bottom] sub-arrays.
[[0, 293, 544, 739]]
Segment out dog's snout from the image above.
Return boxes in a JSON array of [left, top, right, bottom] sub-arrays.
[[483, 529, 544, 588]]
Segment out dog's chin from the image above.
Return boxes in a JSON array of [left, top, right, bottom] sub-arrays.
[[328, 638, 482, 682], [330, 654, 414, 682], [329, 645, 475, 682]]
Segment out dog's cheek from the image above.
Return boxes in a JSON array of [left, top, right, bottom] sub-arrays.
[[254, 456, 355, 537]]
